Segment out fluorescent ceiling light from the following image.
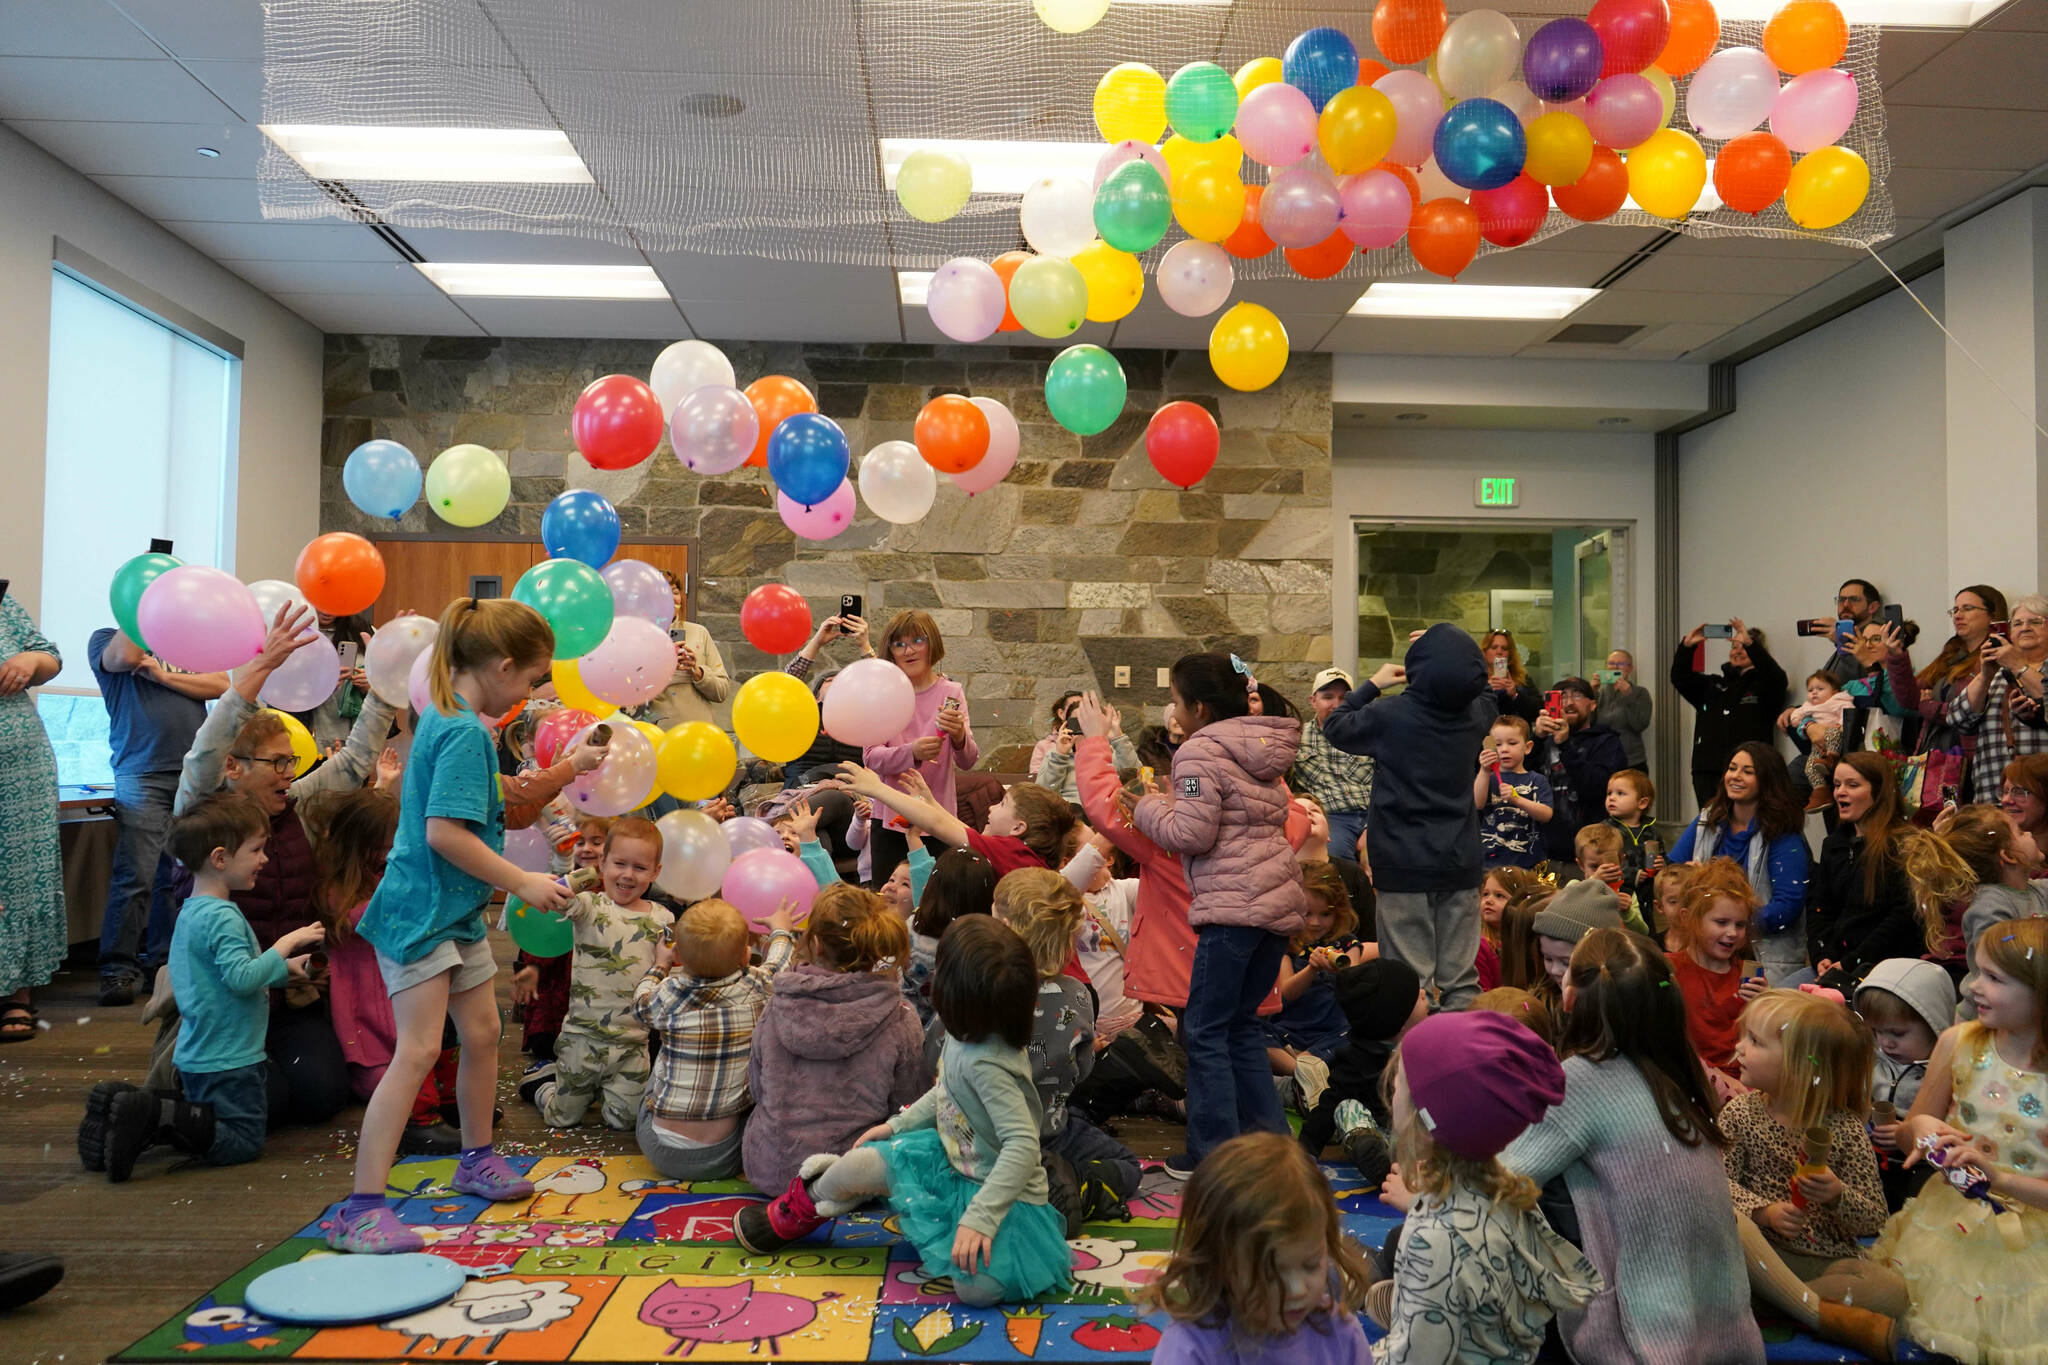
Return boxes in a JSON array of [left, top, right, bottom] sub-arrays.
[[261, 125, 594, 183], [1712, 0, 2000, 22], [416, 263, 669, 300], [1350, 284, 1599, 320], [878, 139, 1103, 196], [898, 271, 933, 307]]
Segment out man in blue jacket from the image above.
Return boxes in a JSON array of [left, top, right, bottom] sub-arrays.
[[1323, 625, 1492, 1009]]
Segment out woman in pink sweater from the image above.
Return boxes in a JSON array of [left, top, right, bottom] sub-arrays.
[[863, 609, 978, 887]]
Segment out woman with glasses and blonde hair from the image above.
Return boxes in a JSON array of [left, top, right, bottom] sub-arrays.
[[1481, 629, 1543, 727], [862, 609, 978, 885], [1947, 594, 2048, 803]]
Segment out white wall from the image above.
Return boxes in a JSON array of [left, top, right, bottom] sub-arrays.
[[0, 123, 324, 658]]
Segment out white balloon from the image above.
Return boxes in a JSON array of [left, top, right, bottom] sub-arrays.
[[1686, 46, 1780, 142], [1416, 157, 1468, 204], [564, 720, 659, 817], [655, 808, 732, 901], [857, 439, 939, 524], [364, 615, 439, 709], [1156, 240, 1235, 317], [259, 630, 339, 713], [1020, 176, 1098, 259], [1436, 8, 1522, 100], [1489, 80, 1543, 126], [649, 340, 736, 418], [1034, 0, 1108, 33], [248, 579, 315, 638]]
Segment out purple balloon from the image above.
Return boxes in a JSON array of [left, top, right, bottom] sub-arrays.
[[925, 257, 1007, 343], [670, 384, 759, 476], [505, 825, 552, 874], [778, 480, 857, 541], [601, 558, 676, 629], [1771, 68, 1857, 154], [1339, 170, 1414, 249], [135, 567, 266, 674], [258, 629, 340, 713], [723, 816, 782, 858], [721, 847, 821, 931], [1261, 164, 1342, 248], [1523, 18, 1604, 104], [1584, 73, 1663, 151]]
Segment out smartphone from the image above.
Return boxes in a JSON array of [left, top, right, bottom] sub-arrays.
[[1490, 656, 1509, 679], [336, 640, 359, 674], [1543, 690, 1563, 719], [1991, 620, 2011, 639], [1796, 619, 1829, 637], [939, 697, 960, 713], [841, 593, 862, 621], [1702, 623, 1735, 640], [1598, 668, 1621, 685], [0, 578, 9, 604], [1138, 765, 1155, 788], [1882, 603, 1905, 630], [149, 537, 173, 555]]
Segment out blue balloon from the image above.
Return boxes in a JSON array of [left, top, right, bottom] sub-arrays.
[[1282, 26, 1358, 112], [341, 439, 421, 520], [765, 412, 851, 508], [1434, 98, 1527, 192], [1522, 18, 1604, 104], [540, 489, 621, 568]]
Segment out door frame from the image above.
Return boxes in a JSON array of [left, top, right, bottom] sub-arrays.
[[366, 534, 698, 623]]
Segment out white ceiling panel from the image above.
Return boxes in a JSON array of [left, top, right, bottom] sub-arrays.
[[115, 0, 264, 61], [0, 55, 240, 121], [219, 259, 446, 296], [1877, 27, 1966, 87], [1606, 253, 1850, 295], [1233, 275, 1374, 314], [396, 227, 648, 267], [652, 252, 899, 307], [158, 219, 399, 262], [1455, 249, 1622, 287], [1623, 322, 1739, 357], [92, 172, 263, 221], [180, 59, 262, 121], [0, 2, 158, 58], [1318, 316, 1557, 355], [1886, 107, 2048, 170], [455, 297, 693, 339], [1884, 165, 2025, 220], [268, 291, 486, 335], [1887, 29, 2048, 108], [5, 118, 260, 176], [694, 297, 898, 343], [1575, 289, 1789, 326], [1987, 0, 2048, 29], [1108, 312, 1238, 350]]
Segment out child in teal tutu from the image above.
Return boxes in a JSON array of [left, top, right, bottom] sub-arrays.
[[735, 914, 1071, 1305]]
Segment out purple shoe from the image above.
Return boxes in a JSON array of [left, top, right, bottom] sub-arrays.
[[326, 1205, 425, 1254], [452, 1151, 534, 1202]]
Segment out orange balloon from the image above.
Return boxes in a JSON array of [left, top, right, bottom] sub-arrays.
[[991, 251, 1029, 333], [914, 395, 990, 474], [1714, 131, 1793, 215], [1655, 0, 1721, 77], [1409, 198, 1479, 280], [1373, 0, 1447, 66], [743, 375, 816, 469], [1552, 146, 1630, 221], [1223, 183, 1277, 259], [294, 532, 386, 617], [1356, 57, 1391, 87], [1763, 0, 1847, 76], [1285, 231, 1356, 280]]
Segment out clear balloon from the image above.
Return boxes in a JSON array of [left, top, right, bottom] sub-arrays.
[[136, 567, 266, 674], [1157, 240, 1236, 317], [1770, 68, 1857, 154], [722, 848, 820, 932], [342, 439, 421, 521], [600, 559, 676, 630], [648, 340, 735, 418], [1437, 9, 1523, 100], [1020, 178, 1097, 259], [1338, 169, 1415, 249], [259, 629, 339, 713], [424, 443, 510, 528], [1262, 165, 1343, 248], [364, 614, 438, 708], [1235, 82, 1318, 168], [654, 809, 731, 901], [248, 580, 314, 639], [895, 148, 972, 223], [1376, 69, 1446, 168], [821, 657, 917, 746], [658, 722, 736, 802], [540, 488, 621, 568], [778, 481, 857, 541], [670, 384, 760, 476], [579, 615, 676, 709], [505, 825, 552, 875], [858, 440, 939, 524], [955, 399, 1019, 495], [724, 817, 783, 859], [1686, 46, 1780, 141], [565, 719, 659, 817], [1584, 72, 1665, 150], [732, 671, 820, 763]]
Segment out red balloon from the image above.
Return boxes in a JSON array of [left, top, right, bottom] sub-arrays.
[[534, 708, 595, 768], [1471, 174, 1551, 248], [1714, 131, 1793, 215], [1223, 184, 1277, 260], [1588, 0, 1672, 76], [1145, 402, 1220, 489], [572, 374, 664, 471], [1409, 199, 1481, 279], [740, 584, 813, 655], [1552, 146, 1630, 221], [1285, 230, 1356, 280]]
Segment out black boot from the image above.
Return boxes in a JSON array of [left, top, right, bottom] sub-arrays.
[[1342, 1111, 1393, 1189], [400, 1121, 463, 1156], [1043, 1151, 1084, 1239], [78, 1081, 138, 1172], [105, 1091, 213, 1182]]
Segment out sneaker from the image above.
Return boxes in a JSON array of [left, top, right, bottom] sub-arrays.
[[1162, 1151, 1199, 1181], [1342, 1109, 1393, 1189], [1132, 1089, 1187, 1124], [326, 1204, 426, 1254], [452, 1151, 534, 1202], [1075, 1160, 1134, 1223], [1294, 1053, 1332, 1112], [97, 970, 141, 1007], [399, 1121, 463, 1156], [79, 1081, 138, 1172], [1333, 1099, 1370, 1136], [734, 1174, 828, 1254], [517, 1061, 556, 1105], [104, 1090, 163, 1183]]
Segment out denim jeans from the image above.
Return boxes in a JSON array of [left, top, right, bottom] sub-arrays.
[[180, 1062, 271, 1166], [1182, 923, 1290, 1162], [1324, 808, 1367, 864], [99, 770, 182, 976]]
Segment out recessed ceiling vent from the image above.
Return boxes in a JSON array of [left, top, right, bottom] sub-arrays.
[[1548, 322, 1643, 345]]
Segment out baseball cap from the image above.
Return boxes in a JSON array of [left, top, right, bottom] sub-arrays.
[[1312, 667, 1353, 693]]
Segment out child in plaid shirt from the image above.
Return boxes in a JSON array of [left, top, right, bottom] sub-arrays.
[[630, 898, 798, 1179]]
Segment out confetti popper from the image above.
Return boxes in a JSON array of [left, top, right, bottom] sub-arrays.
[[1918, 1133, 2028, 1250], [1788, 1126, 1832, 1210]]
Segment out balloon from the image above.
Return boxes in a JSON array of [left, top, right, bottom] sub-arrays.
[[424, 442, 510, 527], [1472, 174, 1551, 247], [1589, 0, 1671, 76], [1523, 18, 1604, 103], [1490, 80, 1544, 126], [1687, 46, 1779, 140], [778, 481, 857, 541], [295, 532, 385, 616], [724, 817, 783, 859], [1157, 239, 1236, 317], [135, 567, 265, 674], [1208, 302, 1289, 392], [1018, 179, 1095, 262], [1415, 156, 1465, 205], [990, 252, 1028, 332], [743, 376, 817, 469], [1094, 63, 1167, 144], [922, 257, 1005, 346], [1771, 68, 1857, 153], [722, 848, 819, 931], [1072, 240, 1144, 322], [579, 615, 676, 708], [512, 558, 613, 660], [895, 148, 971, 222], [955, 398, 1019, 494], [1434, 97, 1527, 190], [264, 709, 319, 778], [1338, 169, 1414, 248], [1437, 10, 1522, 100], [1093, 139, 1170, 191], [821, 657, 916, 747], [1235, 82, 1317, 168], [1784, 145, 1869, 229], [534, 707, 595, 769], [1553, 144, 1629, 219], [1376, 70, 1445, 168], [505, 895, 573, 957], [505, 825, 552, 875], [1645, 65, 1677, 129], [342, 439, 421, 521], [1358, 58, 1392, 87], [654, 809, 730, 900], [564, 720, 658, 817], [1166, 61, 1239, 142], [1409, 198, 1482, 278], [1044, 345, 1127, 437], [859, 440, 940, 523], [1584, 73, 1664, 150], [1523, 111, 1595, 186], [600, 559, 676, 630], [551, 658, 618, 719], [1657, 0, 1720, 77], [540, 488, 621, 568], [914, 395, 990, 474], [648, 340, 734, 417], [109, 551, 181, 649], [1161, 132, 1243, 183], [248, 580, 314, 639], [765, 412, 851, 508], [658, 722, 737, 802], [732, 671, 819, 763], [360, 614, 433, 709], [1714, 131, 1793, 213], [1262, 164, 1343, 247], [740, 584, 813, 654], [1318, 85, 1398, 175], [1223, 184, 1278, 259], [1234, 56, 1283, 98], [1146, 402, 1220, 488], [1169, 162, 1247, 243], [1283, 27, 1359, 111], [1092, 159, 1171, 254], [1034, 0, 1107, 34], [669, 384, 760, 476], [1626, 127, 1707, 218], [1764, 0, 1846, 75], [1003, 255, 1086, 339], [257, 628, 338, 713], [571, 375, 664, 472], [1373, 0, 1448, 66]]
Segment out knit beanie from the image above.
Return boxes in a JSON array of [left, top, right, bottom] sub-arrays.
[[1332, 959, 1422, 1041], [1401, 1010, 1567, 1160], [1530, 877, 1623, 945]]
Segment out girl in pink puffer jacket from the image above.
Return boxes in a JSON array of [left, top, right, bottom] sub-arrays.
[[1132, 652, 1306, 1174]]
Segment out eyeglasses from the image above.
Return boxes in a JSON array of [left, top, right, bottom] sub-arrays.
[[232, 753, 297, 776], [1952, 604, 1989, 616], [889, 637, 929, 651], [2001, 785, 2041, 803], [1836, 594, 1867, 605]]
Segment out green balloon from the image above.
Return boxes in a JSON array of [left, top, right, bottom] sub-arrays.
[[1044, 345, 1129, 437], [109, 551, 181, 650], [1093, 160, 1171, 255], [1166, 61, 1240, 143], [513, 557, 615, 660], [505, 894, 574, 956]]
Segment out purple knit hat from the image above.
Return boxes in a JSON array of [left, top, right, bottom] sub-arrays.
[[1401, 1010, 1567, 1160]]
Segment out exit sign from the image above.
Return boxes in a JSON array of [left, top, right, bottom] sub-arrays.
[[1475, 475, 1520, 508]]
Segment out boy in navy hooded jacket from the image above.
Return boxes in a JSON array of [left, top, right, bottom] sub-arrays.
[[1323, 625, 1492, 1007]]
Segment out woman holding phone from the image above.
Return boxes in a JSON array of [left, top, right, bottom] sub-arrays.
[[1671, 619, 1787, 809], [862, 609, 977, 885], [1480, 629, 1542, 727], [1946, 594, 2048, 803], [1914, 585, 2008, 759]]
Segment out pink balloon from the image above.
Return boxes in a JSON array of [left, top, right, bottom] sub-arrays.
[[258, 629, 340, 713], [579, 615, 675, 708], [821, 656, 917, 747], [954, 398, 1018, 494], [1375, 69, 1445, 168], [408, 647, 435, 716], [1583, 73, 1663, 150], [1156, 239, 1235, 316], [1339, 170, 1415, 248], [135, 567, 266, 674], [925, 257, 1007, 343], [1094, 138, 1170, 190], [1236, 82, 1318, 168], [721, 847, 820, 931], [670, 384, 759, 476], [601, 558, 676, 629], [564, 720, 658, 817], [1770, 68, 1857, 154], [505, 825, 552, 874], [778, 479, 856, 540], [723, 817, 783, 858], [1262, 164, 1342, 247]]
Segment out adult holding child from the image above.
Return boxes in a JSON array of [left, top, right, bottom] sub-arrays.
[[862, 609, 977, 886], [1946, 594, 2048, 804], [1672, 617, 1787, 809], [0, 593, 63, 1044], [1670, 741, 1811, 985]]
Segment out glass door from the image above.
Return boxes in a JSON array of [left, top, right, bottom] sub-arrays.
[[1573, 529, 1626, 682]]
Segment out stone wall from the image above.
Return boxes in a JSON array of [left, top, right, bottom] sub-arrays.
[[321, 337, 1334, 768]]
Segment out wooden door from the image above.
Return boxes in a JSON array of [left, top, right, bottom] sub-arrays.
[[366, 541, 691, 625]]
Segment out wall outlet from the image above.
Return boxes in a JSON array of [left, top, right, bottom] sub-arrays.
[[1114, 665, 1130, 687], [1156, 667, 1170, 687]]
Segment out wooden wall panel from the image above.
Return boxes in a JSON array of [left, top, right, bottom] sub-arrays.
[[366, 540, 691, 625]]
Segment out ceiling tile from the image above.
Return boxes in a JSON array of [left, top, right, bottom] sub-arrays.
[[1606, 252, 1849, 295], [695, 297, 903, 344], [159, 219, 400, 262], [0, 1, 157, 58], [268, 291, 485, 335], [181, 59, 261, 121], [1985, 0, 2048, 29], [92, 172, 262, 221], [5, 118, 258, 176], [652, 252, 899, 307], [1887, 30, 2048, 109], [1454, 249, 1622, 287], [1658, 229, 1877, 262], [1234, 275, 1371, 313], [1522, 223, 1666, 255], [1877, 28, 1965, 88], [1318, 317, 1556, 355], [0, 56, 239, 121], [457, 298, 692, 340], [1575, 289, 1788, 325], [114, 0, 264, 61], [219, 259, 445, 296], [1885, 106, 2048, 170], [1884, 165, 2024, 220], [1108, 313, 1233, 350], [399, 226, 647, 267]]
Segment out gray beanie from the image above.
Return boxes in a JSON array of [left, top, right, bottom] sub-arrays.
[[1530, 877, 1624, 944]]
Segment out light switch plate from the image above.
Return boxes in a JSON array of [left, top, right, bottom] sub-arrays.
[[1114, 665, 1130, 687], [1156, 667, 1170, 687]]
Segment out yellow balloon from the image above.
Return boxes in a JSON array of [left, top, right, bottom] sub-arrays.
[[1784, 146, 1870, 231], [1317, 86, 1399, 175], [1233, 56, 1283, 99], [658, 722, 736, 802], [1626, 128, 1707, 220], [1094, 63, 1167, 144], [1033, 0, 1108, 34], [895, 148, 972, 223], [1208, 302, 1289, 393], [1523, 111, 1594, 187], [1169, 163, 1248, 243], [424, 444, 510, 528], [731, 671, 820, 764], [263, 709, 320, 777], [1161, 133, 1243, 185], [550, 658, 619, 719], [1072, 239, 1145, 321], [1643, 66, 1676, 131]]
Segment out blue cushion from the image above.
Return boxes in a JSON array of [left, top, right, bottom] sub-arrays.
[[244, 1252, 467, 1325]]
